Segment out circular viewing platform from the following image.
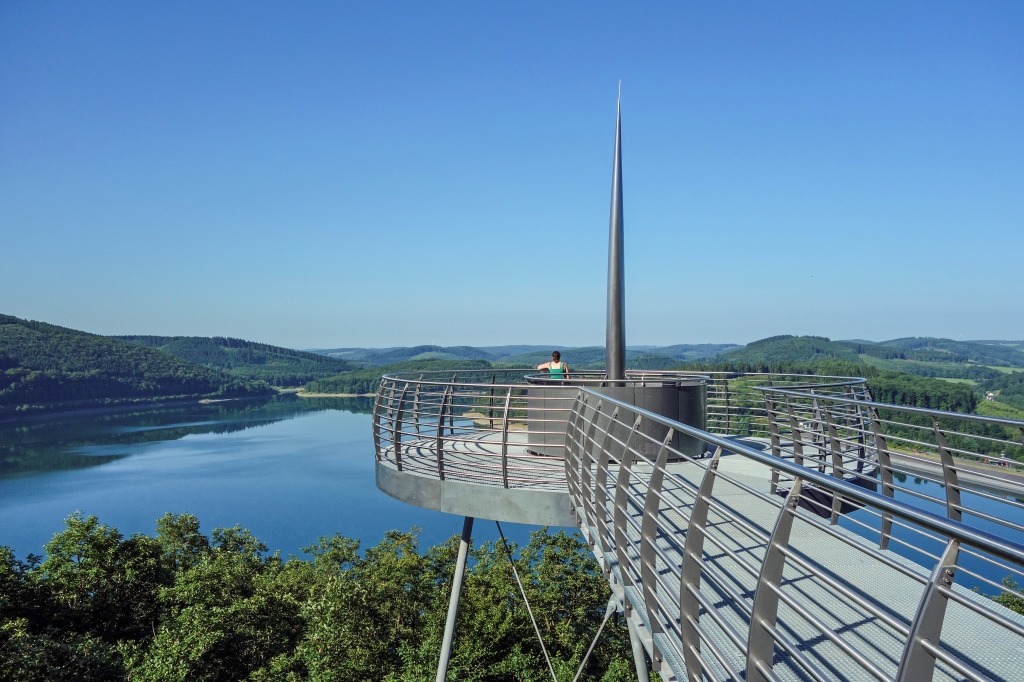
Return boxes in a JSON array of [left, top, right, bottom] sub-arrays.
[[372, 368, 1024, 682]]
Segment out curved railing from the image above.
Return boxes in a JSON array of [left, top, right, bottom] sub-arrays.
[[372, 370, 861, 489], [373, 370, 1024, 681], [757, 385, 1024, 553], [566, 389, 1024, 682], [373, 369, 574, 489]]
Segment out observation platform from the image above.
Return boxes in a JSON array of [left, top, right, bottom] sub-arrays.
[[376, 430, 574, 526], [372, 369, 1024, 682]]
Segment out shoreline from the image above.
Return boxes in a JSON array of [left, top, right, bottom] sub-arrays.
[[0, 393, 277, 426], [0, 391, 377, 425]]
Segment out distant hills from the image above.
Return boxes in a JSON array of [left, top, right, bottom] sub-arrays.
[[5, 311, 1024, 419], [118, 336, 356, 387], [0, 315, 273, 417], [308, 343, 739, 368], [713, 335, 1024, 380]]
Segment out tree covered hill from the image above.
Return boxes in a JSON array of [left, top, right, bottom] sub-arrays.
[[498, 346, 682, 369], [875, 337, 1024, 367], [118, 336, 355, 387], [715, 336, 864, 365], [309, 343, 735, 367], [304, 359, 493, 395], [714, 335, 1024, 381], [0, 315, 273, 418]]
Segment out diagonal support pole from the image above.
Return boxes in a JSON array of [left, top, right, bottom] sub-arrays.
[[436, 516, 474, 682], [627, 614, 651, 682]]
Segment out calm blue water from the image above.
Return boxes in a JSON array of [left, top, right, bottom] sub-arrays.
[[4, 398, 1022, 595], [840, 469, 1024, 594], [0, 396, 545, 560]]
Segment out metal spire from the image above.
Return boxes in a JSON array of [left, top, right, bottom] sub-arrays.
[[606, 82, 626, 381]]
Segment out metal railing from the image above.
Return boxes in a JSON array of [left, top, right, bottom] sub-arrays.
[[373, 370, 1024, 681], [566, 389, 1024, 682], [374, 369, 577, 490], [758, 385, 1024, 560]]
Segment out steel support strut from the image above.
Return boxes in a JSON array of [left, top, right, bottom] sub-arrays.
[[627, 615, 651, 682], [436, 516, 474, 682]]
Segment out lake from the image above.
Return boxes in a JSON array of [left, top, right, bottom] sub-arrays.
[[2, 396, 1022, 595], [0, 395, 546, 561]]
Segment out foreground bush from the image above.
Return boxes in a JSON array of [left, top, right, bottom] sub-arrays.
[[0, 513, 639, 681]]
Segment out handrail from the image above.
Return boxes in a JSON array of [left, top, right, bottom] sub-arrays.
[[578, 388, 1024, 566], [374, 371, 1024, 681], [567, 388, 1024, 682]]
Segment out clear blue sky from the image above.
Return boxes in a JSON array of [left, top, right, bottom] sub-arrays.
[[2, 2, 1021, 348]]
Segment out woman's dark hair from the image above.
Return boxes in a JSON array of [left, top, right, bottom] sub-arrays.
[[552, 351, 561, 361]]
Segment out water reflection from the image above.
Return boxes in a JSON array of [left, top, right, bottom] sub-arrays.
[[0, 395, 373, 478]]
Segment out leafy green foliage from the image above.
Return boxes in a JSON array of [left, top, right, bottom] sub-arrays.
[[316, 344, 734, 370], [993, 578, 1024, 616], [974, 399, 1024, 422], [867, 374, 976, 413], [0, 315, 273, 418], [875, 338, 1024, 367], [714, 335, 863, 364], [118, 336, 356, 387], [708, 335, 1024, 380], [304, 359, 494, 395], [0, 515, 638, 681], [979, 371, 1024, 410]]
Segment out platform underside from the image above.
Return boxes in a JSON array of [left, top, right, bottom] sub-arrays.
[[375, 431, 575, 526]]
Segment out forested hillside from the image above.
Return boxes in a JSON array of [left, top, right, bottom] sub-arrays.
[[498, 346, 680, 369], [309, 343, 733, 367], [304, 359, 492, 395], [119, 336, 355, 387], [714, 335, 1024, 381], [714, 336, 862, 365], [0, 315, 272, 418]]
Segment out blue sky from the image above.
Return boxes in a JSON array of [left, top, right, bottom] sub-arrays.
[[1, 2, 1021, 348]]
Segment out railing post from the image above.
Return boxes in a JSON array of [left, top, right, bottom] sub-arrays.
[[613, 415, 643, 587], [823, 407, 845, 524], [489, 373, 496, 429], [931, 417, 962, 522], [435, 385, 452, 481], [372, 383, 384, 460], [784, 396, 805, 467], [500, 387, 513, 489], [746, 479, 804, 682], [394, 383, 409, 470], [764, 393, 782, 494], [595, 407, 623, 567], [448, 374, 457, 436], [723, 377, 732, 434], [847, 385, 868, 473], [810, 397, 827, 472], [895, 539, 960, 682], [413, 376, 423, 435], [680, 445, 722, 681], [564, 392, 587, 506], [868, 406, 895, 549], [580, 400, 607, 550], [637, 427, 675, 675]]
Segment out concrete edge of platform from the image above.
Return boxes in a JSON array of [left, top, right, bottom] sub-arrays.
[[376, 461, 577, 527]]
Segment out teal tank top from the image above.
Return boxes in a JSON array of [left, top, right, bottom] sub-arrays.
[[549, 362, 565, 378]]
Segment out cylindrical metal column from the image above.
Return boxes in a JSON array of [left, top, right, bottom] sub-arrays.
[[606, 89, 626, 383], [436, 516, 474, 682], [627, 616, 651, 682]]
